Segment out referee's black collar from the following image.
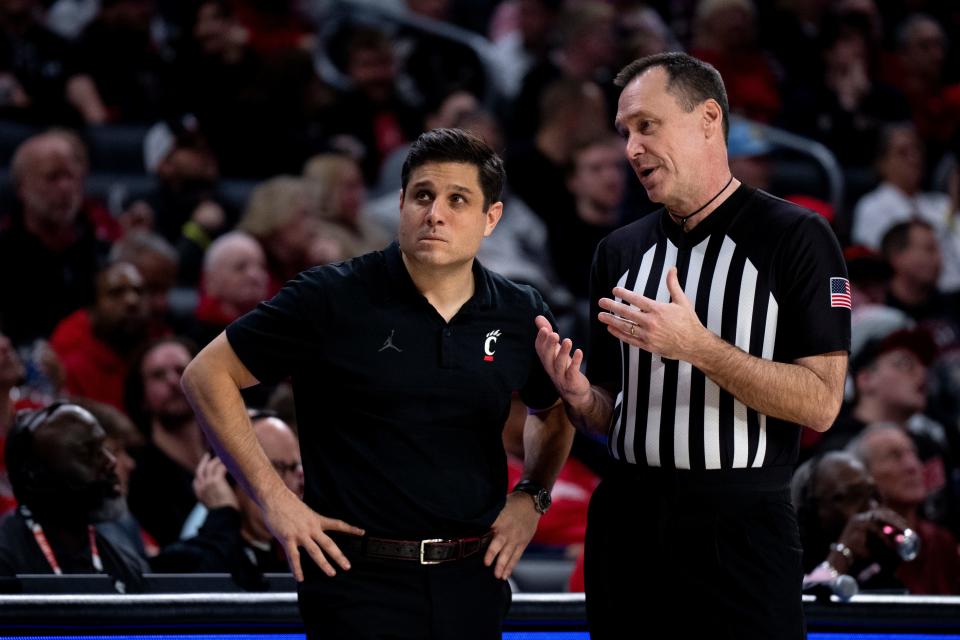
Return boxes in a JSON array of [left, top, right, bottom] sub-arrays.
[[660, 183, 754, 246], [381, 241, 493, 311]]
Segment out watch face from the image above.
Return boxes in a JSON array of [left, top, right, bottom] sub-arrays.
[[515, 481, 551, 513], [536, 490, 552, 513]]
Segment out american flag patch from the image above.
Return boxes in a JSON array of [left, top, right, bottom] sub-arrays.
[[830, 277, 851, 309]]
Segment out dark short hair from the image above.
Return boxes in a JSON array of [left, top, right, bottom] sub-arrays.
[[879, 219, 934, 259], [400, 128, 504, 210], [614, 52, 730, 140]]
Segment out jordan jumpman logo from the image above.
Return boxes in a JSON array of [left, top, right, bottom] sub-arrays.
[[379, 329, 402, 352]]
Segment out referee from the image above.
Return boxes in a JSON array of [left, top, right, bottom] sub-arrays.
[[536, 53, 850, 638]]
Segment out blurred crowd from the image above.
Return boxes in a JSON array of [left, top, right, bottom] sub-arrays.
[[1, 0, 960, 594]]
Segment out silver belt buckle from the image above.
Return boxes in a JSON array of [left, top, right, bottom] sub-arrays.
[[419, 539, 445, 565]]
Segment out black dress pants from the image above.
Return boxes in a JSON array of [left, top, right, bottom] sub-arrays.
[[298, 546, 511, 640], [584, 465, 805, 640]]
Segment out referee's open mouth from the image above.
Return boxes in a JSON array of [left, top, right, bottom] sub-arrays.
[[637, 166, 659, 183], [635, 163, 658, 178]]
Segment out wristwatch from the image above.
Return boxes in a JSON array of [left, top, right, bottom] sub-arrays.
[[513, 480, 552, 514]]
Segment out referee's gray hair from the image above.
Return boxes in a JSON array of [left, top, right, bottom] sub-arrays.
[[614, 52, 730, 140]]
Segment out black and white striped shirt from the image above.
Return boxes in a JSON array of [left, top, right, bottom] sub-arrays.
[[587, 186, 850, 470]]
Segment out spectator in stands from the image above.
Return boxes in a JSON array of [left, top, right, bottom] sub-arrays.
[[689, 0, 781, 123], [506, 78, 608, 232], [0, 403, 148, 589], [0, 0, 104, 125], [881, 221, 960, 336], [792, 451, 922, 592], [779, 10, 910, 168], [849, 424, 960, 594], [109, 232, 178, 337], [852, 124, 960, 292], [169, 0, 321, 177], [552, 135, 626, 301], [510, 1, 618, 139], [303, 153, 390, 259], [324, 24, 421, 185], [0, 131, 108, 346], [822, 324, 936, 453], [72, 398, 154, 557], [131, 117, 234, 287], [237, 176, 342, 296], [886, 14, 960, 164], [188, 231, 269, 349], [819, 318, 960, 532], [154, 410, 302, 587], [125, 337, 205, 546], [487, 0, 562, 99], [49, 262, 150, 410], [53, 128, 123, 243], [70, 0, 168, 124]]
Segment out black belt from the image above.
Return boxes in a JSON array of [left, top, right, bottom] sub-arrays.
[[332, 532, 494, 565]]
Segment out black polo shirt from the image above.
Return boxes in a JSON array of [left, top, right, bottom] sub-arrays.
[[227, 242, 559, 539]]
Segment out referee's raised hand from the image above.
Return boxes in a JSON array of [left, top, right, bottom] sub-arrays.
[[598, 267, 707, 360]]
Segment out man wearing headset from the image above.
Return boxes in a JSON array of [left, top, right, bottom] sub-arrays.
[[0, 403, 147, 591]]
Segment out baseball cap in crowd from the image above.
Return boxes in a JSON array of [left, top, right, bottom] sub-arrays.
[[850, 318, 937, 375], [845, 245, 892, 287], [142, 114, 203, 174], [726, 118, 772, 159]]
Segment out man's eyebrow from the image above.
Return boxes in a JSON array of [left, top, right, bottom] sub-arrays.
[[620, 105, 655, 125], [448, 184, 475, 194]]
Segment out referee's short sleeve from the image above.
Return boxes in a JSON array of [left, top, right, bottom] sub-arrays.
[[225, 270, 324, 384], [776, 214, 851, 361]]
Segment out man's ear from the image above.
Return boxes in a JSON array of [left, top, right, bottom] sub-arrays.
[[484, 201, 504, 237], [398, 187, 405, 209], [702, 99, 723, 139]]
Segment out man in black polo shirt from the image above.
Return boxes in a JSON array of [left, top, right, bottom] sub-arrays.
[[181, 128, 573, 639], [536, 53, 850, 638]]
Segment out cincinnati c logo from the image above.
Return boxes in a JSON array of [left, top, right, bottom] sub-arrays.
[[484, 330, 501, 362]]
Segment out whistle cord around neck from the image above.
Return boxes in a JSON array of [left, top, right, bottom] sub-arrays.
[[668, 174, 734, 230]]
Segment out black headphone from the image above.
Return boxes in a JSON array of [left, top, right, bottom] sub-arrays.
[[6, 402, 69, 498]]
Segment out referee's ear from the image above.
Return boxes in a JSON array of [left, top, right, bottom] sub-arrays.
[[482, 201, 503, 237]]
